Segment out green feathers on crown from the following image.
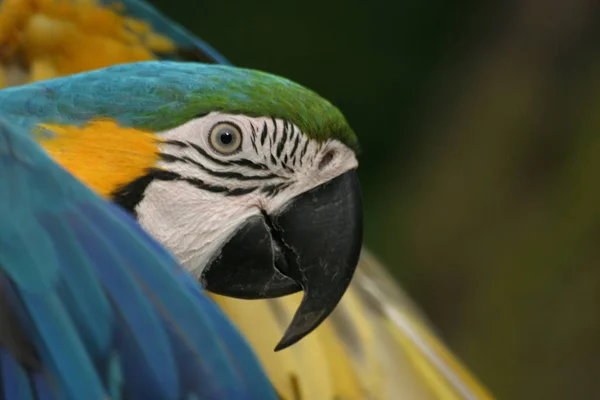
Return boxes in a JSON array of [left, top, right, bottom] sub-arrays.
[[154, 63, 359, 151]]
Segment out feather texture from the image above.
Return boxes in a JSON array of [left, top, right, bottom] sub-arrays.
[[0, 1, 495, 398], [212, 250, 495, 400], [0, 116, 276, 399]]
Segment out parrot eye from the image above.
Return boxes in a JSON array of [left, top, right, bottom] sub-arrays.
[[209, 122, 243, 154]]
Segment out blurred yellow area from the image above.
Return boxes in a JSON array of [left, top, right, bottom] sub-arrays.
[[0, 0, 174, 87], [211, 249, 495, 400]]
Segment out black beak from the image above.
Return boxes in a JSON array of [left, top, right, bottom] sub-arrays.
[[200, 169, 363, 350]]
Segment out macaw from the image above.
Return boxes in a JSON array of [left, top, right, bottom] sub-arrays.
[[0, 0, 496, 399]]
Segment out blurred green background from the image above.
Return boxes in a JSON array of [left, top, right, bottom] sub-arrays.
[[150, 0, 600, 398]]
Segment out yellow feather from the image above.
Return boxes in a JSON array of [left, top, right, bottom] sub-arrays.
[[351, 249, 496, 399], [307, 315, 364, 400], [329, 287, 387, 398], [210, 294, 336, 399], [275, 294, 359, 400], [37, 120, 161, 197], [214, 250, 496, 400]]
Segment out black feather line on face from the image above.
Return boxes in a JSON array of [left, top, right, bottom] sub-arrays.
[[276, 140, 286, 160], [111, 168, 260, 215], [165, 140, 271, 171], [228, 158, 270, 171], [260, 122, 268, 147], [249, 125, 259, 155], [111, 170, 159, 216], [151, 170, 259, 195], [261, 182, 289, 197], [281, 121, 289, 147], [290, 134, 301, 165], [299, 140, 309, 163], [185, 142, 231, 167], [275, 122, 287, 160], [271, 118, 278, 147], [159, 153, 282, 181]]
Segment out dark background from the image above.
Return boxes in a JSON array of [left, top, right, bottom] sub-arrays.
[[149, 1, 600, 398]]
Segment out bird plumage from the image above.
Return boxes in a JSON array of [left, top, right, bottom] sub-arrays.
[[0, 115, 276, 399], [0, 0, 495, 399]]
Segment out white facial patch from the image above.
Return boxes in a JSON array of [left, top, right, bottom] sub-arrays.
[[135, 112, 358, 276]]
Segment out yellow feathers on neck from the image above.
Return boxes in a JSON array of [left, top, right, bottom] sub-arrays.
[[37, 119, 161, 197]]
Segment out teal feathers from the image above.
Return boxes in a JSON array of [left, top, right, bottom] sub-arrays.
[[0, 115, 277, 399], [0, 61, 358, 150]]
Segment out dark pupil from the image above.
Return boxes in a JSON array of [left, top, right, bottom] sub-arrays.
[[219, 131, 234, 145]]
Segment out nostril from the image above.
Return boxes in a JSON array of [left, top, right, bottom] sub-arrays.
[[318, 150, 335, 170]]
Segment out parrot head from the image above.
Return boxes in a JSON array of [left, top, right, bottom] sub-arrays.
[[4, 61, 363, 350]]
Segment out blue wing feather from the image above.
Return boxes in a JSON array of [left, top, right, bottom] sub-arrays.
[[61, 210, 180, 399], [180, 275, 276, 396], [31, 371, 59, 400], [82, 204, 243, 398], [0, 115, 277, 399], [1, 350, 35, 400]]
